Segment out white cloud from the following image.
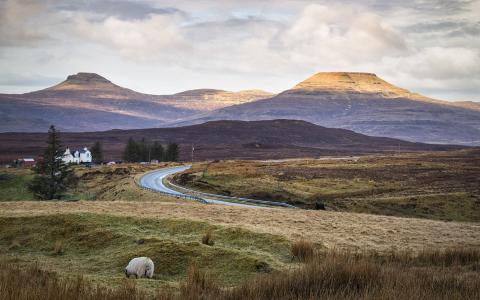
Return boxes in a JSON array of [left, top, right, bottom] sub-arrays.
[[0, 0, 479, 101], [73, 13, 189, 61]]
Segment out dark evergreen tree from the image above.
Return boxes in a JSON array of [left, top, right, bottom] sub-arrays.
[[28, 125, 78, 200], [123, 138, 140, 162], [139, 138, 150, 162], [151, 142, 164, 161], [90, 141, 103, 164], [165, 143, 180, 162]]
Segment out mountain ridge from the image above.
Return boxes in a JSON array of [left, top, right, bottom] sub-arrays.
[[0, 119, 464, 162], [0, 72, 273, 132], [172, 72, 480, 146]]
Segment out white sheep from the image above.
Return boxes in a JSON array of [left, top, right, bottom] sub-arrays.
[[124, 257, 154, 279]]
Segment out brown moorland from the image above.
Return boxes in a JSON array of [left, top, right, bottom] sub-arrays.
[[0, 119, 464, 163], [176, 149, 480, 222]]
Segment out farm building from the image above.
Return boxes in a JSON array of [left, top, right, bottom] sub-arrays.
[[17, 158, 35, 168], [62, 147, 92, 164]]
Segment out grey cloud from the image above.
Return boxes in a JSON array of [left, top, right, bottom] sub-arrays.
[[56, 0, 184, 20], [0, 72, 60, 87]]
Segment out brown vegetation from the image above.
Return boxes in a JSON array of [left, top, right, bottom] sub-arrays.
[[290, 240, 315, 262], [1, 200, 479, 251], [201, 230, 215, 246], [2, 248, 480, 300], [180, 150, 480, 221]]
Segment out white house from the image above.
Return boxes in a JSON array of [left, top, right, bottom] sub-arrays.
[[62, 147, 92, 164]]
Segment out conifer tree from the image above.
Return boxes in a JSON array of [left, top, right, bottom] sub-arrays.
[[123, 138, 139, 162], [165, 143, 180, 162], [28, 125, 78, 200], [90, 141, 103, 164], [151, 141, 164, 161]]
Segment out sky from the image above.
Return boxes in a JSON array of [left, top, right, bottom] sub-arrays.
[[0, 0, 479, 101]]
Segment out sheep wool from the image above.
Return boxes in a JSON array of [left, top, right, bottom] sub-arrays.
[[125, 257, 154, 279]]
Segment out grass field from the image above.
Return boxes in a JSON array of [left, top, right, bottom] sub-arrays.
[[0, 213, 291, 291], [176, 150, 480, 222], [1, 152, 480, 299]]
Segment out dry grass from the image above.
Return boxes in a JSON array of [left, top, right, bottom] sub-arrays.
[[290, 240, 315, 262], [3, 248, 480, 300], [223, 249, 480, 300], [0, 260, 174, 300], [201, 230, 215, 246], [179, 150, 480, 221], [0, 200, 479, 252]]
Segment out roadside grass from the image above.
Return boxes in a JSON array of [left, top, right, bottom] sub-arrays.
[[0, 169, 34, 201], [0, 163, 176, 202], [178, 150, 480, 222], [0, 213, 291, 291]]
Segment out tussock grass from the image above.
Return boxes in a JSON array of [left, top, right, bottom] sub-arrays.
[[2, 248, 480, 300], [290, 239, 315, 262], [201, 230, 215, 246], [0, 260, 174, 300]]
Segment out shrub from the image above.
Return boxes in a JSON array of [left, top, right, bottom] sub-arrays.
[[52, 240, 65, 256], [202, 230, 215, 246], [180, 262, 220, 300], [291, 239, 315, 262]]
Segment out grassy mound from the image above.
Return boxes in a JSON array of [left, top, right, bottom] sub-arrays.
[[0, 214, 291, 290]]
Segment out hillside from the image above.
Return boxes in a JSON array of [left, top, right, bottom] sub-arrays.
[[0, 73, 271, 132], [0, 119, 462, 162], [174, 72, 480, 145]]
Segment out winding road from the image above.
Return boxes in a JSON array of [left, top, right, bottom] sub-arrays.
[[138, 165, 296, 208], [139, 166, 265, 208]]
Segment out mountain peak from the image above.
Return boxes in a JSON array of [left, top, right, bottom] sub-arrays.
[[47, 72, 117, 91], [291, 72, 424, 99], [65, 72, 111, 84]]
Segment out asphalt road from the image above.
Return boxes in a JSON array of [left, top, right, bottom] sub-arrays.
[[138, 165, 264, 208]]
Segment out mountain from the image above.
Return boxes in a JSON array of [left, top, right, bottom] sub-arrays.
[[173, 72, 480, 145], [0, 72, 272, 132], [0, 119, 463, 162], [162, 89, 273, 112]]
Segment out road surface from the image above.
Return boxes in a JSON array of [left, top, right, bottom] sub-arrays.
[[138, 166, 267, 208]]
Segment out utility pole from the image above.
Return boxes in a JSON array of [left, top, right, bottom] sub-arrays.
[[191, 144, 194, 163]]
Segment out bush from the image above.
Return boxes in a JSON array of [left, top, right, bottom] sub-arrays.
[[52, 240, 65, 256], [180, 263, 220, 300], [202, 230, 215, 246], [291, 239, 315, 262]]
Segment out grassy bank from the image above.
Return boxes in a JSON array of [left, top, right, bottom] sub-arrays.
[[0, 213, 291, 290], [0, 163, 172, 202], [177, 150, 480, 222], [0, 169, 34, 201]]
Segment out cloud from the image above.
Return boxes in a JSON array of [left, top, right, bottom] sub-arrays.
[[0, 0, 52, 46], [0, 0, 479, 100], [57, 0, 183, 20], [73, 13, 189, 60], [278, 4, 407, 66], [394, 47, 480, 80]]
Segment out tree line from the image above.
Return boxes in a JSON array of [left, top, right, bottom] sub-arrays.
[[122, 138, 179, 162], [28, 126, 181, 200]]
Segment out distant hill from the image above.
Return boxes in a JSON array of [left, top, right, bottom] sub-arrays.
[[0, 72, 272, 132], [173, 72, 480, 146], [0, 119, 464, 162]]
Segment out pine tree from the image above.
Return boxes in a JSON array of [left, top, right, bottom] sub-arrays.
[[90, 141, 103, 164], [165, 143, 180, 162], [151, 142, 164, 161], [28, 125, 78, 200], [139, 138, 150, 162], [123, 138, 139, 162]]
